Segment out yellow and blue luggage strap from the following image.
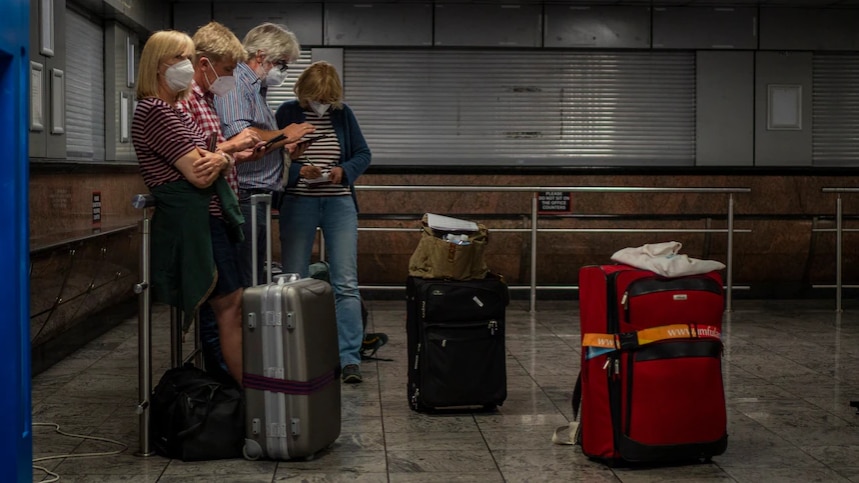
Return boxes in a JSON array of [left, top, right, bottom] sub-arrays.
[[583, 323, 721, 359]]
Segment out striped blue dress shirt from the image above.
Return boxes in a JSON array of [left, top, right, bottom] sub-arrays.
[[214, 62, 282, 192]]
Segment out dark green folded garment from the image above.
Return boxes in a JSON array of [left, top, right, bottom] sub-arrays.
[[150, 178, 244, 327]]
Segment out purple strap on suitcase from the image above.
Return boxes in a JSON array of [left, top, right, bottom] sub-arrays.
[[243, 370, 338, 395]]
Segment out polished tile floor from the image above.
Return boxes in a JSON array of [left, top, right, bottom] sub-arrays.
[[31, 298, 859, 482]]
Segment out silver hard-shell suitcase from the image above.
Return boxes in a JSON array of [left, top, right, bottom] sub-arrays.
[[241, 194, 341, 460]]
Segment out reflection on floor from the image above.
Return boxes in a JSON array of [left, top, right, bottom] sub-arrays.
[[31, 299, 859, 482]]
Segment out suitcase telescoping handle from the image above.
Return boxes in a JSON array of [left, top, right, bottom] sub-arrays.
[[250, 193, 273, 286]]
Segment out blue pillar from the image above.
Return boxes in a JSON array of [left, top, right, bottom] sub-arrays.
[[0, 0, 32, 482]]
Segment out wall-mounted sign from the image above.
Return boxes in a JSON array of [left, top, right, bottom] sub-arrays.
[[92, 191, 102, 228], [537, 191, 571, 214]]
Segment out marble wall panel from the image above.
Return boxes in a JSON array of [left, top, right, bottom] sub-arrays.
[[29, 168, 142, 360], [29, 170, 146, 244], [354, 173, 859, 297], [29, 232, 137, 346], [28, 169, 859, 302]]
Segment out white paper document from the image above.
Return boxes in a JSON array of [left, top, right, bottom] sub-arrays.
[[305, 172, 330, 185], [426, 213, 479, 232]]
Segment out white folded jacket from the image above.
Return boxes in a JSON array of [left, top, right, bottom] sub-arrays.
[[610, 241, 725, 278]]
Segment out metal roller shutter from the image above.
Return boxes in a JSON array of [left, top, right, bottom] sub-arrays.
[[813, 53, 859, 166], [344, 49, 696, 166], [65, 9, 105, 162]]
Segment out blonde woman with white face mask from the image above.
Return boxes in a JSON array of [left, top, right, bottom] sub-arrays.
[[275, 61, 372, 384], [132, 30, 246, 386]]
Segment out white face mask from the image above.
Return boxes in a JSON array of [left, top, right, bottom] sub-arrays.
[[164, 59, 195, 93], [310, 101, 331, 117], [265, 66, 289, 87], [203, 60, 236, 96]]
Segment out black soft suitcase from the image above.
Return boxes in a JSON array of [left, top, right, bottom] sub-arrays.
[[406, 274, 509, 412]]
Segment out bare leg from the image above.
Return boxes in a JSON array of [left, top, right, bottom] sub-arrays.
[[210, 288, 244, 385]]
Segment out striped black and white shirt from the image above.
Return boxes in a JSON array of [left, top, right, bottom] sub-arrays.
[[287, 109, 351, 197]]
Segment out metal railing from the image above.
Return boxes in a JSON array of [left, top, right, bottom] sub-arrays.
[[131, 193, 203, 457], [353, 185, 751, 313], [131, 194, 155, 457], [812, 188, 859, 312]]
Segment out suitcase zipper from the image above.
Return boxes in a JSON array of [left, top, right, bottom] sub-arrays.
[[607, 272, 621, 333], [602, 355, 620, 378], [624, 275, 722, 323], [420, 283, 507, 322], [424, 320, 502, 348], [624, 353, 634, 436], [606, 353, 624, 457], [411, 388, 420, 408]]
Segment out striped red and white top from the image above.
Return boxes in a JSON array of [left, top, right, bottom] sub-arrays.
[[132, 97, 223, 218], [286, 109, 350, 197]]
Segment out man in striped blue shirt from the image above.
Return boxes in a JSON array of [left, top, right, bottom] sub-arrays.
[[215, 23, 315, 286]]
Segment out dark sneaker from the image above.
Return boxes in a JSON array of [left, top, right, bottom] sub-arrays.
[[341, 364, 362, 384], [361, 332, 389, 360]]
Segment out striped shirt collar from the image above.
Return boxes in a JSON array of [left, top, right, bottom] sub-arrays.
[[236, 62, 265, 97]]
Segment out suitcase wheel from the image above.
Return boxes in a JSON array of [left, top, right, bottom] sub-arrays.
[[243, 439, 263, 461]]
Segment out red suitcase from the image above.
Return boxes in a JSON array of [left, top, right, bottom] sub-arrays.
[[575, 264, 728, 464]]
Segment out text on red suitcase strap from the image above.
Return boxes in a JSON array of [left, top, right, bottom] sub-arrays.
[[242, 369, 337, 394], [583, 324, 721, 360]]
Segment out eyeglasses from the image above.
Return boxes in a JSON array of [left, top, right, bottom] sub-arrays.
[[272, 60, 289, 73]]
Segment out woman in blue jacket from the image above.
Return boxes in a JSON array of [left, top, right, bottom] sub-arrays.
[[275, 61, 371, 383]]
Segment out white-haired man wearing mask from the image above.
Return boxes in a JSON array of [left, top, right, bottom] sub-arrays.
[[215, 22, 315, 286]]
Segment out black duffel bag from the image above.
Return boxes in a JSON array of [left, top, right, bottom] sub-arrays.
[[150, 364, 243, 461]]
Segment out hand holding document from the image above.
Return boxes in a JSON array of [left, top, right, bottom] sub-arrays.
[[305, 172, 331, 185], [426, 213, 479, 232]]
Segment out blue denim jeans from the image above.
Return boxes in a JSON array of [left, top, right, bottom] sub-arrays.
[[279, 194, 362, 367]]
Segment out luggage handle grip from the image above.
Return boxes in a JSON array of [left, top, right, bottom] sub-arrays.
[[250, 194, 273, 286]]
